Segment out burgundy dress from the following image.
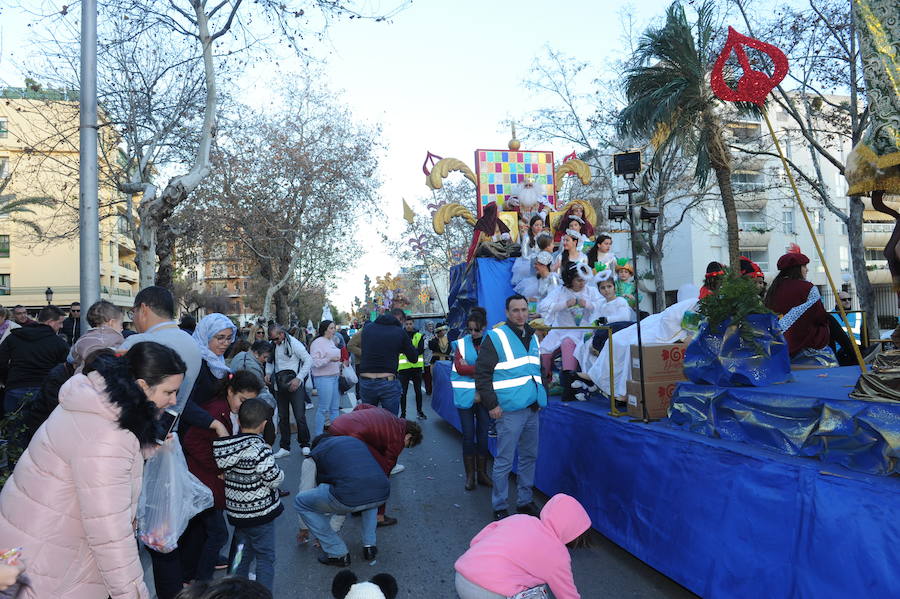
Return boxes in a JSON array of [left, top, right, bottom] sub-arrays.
[[767, 279, 830, 356]]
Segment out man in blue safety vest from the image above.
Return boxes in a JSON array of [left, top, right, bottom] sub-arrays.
[[474, 294, 547, 521]]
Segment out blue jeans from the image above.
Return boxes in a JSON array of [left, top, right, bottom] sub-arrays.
[[4, 387, 38, 415], [359, 377, 401, 416], [458, 402, 490, 456], [492, 407, 540, 511], [195, 509, 228, 582], [233, 521, 275, 591], [314, 375, 340, 437], [293, 484, 380, 557]]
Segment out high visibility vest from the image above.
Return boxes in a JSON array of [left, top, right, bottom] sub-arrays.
[[450, 335, 478, 409], [398, 332, 424, 370], [486, 325, 546, 412]]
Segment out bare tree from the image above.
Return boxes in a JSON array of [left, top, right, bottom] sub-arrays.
[[188, 79, 381, 324], [13, 0, 405, 288]]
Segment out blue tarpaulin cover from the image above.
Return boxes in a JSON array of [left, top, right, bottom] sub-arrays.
[[669, 366, 900, 475], [684, 313, 792, 387], [432, 361, 900, 598], [475, 258, 516, 328]]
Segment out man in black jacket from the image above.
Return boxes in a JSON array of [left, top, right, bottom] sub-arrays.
[[60, 302, 82, 345], [0, 305, 68, 414], [355, 308, 418, 416], [294, 434, 390, 566]]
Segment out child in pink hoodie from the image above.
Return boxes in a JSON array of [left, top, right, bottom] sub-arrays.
[[454, 494, 592, 599]]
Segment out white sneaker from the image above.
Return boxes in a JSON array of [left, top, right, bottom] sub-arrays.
[[305, 402, 314, 410], [301, 446, 311, 456], [273, 448, 290, 458], [390, 463, 405, 475]]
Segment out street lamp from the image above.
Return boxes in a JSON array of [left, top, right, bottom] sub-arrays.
[[45, 287, 54, 305]]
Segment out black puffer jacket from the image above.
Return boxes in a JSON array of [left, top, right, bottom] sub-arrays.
[[0, 324, 69, 390]]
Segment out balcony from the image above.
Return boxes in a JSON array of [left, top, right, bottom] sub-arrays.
[[738, 223, 772, 249], [734, 189, 768, 212], [118, 262, 139, 282], [863, 222, 893, 248], [867, 268, 893, 285]]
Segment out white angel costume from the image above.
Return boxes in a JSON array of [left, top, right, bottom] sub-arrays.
[[573, 295, 637, 373], [586, 288, 700, 399], [514, 271, 560, 304], [538, 277, 603, 354], [591, 249, 618, 274]]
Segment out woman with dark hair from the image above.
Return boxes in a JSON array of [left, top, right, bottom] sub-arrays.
[[454, 493, 592, 599], [586, 233, 617, 275], [765, 252, 855, 365], [310, 320, 344, 437], [539, 262, 601, 401], [0, 341, 186, 599], [450, 307, 492, 490], [510, 215, 549, 286], [550, 232, 587, 273], [182, 370, 264, 584], [699, 261, 726, 299]]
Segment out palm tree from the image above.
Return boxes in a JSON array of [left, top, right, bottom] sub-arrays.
[[618, 1, 751, 269]]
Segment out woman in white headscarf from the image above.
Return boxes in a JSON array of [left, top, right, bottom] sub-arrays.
[[188, 313, 237, 409]]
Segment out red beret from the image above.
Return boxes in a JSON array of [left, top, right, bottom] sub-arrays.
[[776, 252, 810, 270]]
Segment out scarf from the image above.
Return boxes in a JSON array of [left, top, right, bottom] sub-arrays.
[[192, 313, 237, 379]]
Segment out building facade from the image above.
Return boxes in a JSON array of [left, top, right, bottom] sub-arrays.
[[0, 87, 138, 313]]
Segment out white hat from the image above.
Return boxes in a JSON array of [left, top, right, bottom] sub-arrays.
[[535, 251, 554, 266]]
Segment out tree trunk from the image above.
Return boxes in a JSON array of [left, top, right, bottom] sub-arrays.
[[649, 241, 666, 312], [848, 196, 880, 342], [275, 288, 290, 326], [713, 164, 741, 269], [155, 222, 176, 289]]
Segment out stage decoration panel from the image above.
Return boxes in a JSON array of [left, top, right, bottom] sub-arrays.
[[474, 149, 555, 216]]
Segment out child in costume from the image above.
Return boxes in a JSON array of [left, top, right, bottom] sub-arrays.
[[515, 251, 560, 314], [615, 259, 637, 309], [551, 232, 588, 272], [539, 262, 602, 401], [587, 234, 617, 275], [511, 218, 550, 285]]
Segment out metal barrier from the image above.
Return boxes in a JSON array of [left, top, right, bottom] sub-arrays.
[[541, 324, 626, 418]]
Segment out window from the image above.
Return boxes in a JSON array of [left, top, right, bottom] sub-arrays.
[[0, 118, 7, 139], [738, 210, 766, 230], [782, 210, 795, 234], [733, 171, 763, 193], [0, 157, 8, 178], [813, 209, 825, 235], [743, 250, 769, 273], [0, 274, 9, 295], [0, 235, 8, 258], [108, 241, 114, 260], [210, 263, 228, 278]]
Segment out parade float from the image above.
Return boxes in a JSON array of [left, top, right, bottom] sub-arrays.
[[423, 130, 595, 329], [428, 6, 900, 597]]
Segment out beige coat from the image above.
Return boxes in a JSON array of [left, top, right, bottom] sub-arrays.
[[0, 372, 150, 598]]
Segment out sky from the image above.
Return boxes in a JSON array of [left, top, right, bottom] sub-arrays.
[[0, 0, 675, 313]]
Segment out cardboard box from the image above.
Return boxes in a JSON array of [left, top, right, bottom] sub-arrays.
[[630, 342, 687, 383], [625, 379, 680, 419]]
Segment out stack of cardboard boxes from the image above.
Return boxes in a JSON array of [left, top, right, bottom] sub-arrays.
[[626, 342, 687, 419]]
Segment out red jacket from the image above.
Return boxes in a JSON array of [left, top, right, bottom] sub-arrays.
[[328, 403, 406, 475], [182, 397, 234, 510]]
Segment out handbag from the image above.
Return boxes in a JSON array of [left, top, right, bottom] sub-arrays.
[[339, 365, 356, 395], [275, 370, 297, 390]]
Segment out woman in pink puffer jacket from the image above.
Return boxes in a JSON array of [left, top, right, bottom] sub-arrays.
[[0, 342, 186, 599]]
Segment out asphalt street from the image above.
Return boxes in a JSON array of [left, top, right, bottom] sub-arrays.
[[145, 388, 697, 598]]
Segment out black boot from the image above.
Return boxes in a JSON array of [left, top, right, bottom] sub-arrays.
[[560, 370, 576, 402], [463, 455, 476, 491]]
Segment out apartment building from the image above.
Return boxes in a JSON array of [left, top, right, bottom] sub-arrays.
[[0, 86, 138, 312]]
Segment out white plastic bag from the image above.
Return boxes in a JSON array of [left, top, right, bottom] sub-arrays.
[[137, 434, 213, 553], [341, 364, 358, 385]]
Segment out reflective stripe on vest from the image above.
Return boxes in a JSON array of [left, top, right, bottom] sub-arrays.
[[398, 332, 424, 370], [450, 335, 478, 408], [488, 325, 547, 411]]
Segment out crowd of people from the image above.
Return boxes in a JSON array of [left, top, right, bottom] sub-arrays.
[[0, 286, 594, 599], [0, 230, 869, 598]]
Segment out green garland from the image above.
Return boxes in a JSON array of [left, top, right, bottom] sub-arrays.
[[697, 270, 773, 339]]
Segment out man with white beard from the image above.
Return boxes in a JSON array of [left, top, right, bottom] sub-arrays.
[[506, 177, 553, 223]]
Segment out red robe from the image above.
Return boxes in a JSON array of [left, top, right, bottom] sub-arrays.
[[767, 279, 830, 356]]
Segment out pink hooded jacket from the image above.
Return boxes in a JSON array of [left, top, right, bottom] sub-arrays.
[[0, 372, 151, 599], [454, 494, 591, 599]]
